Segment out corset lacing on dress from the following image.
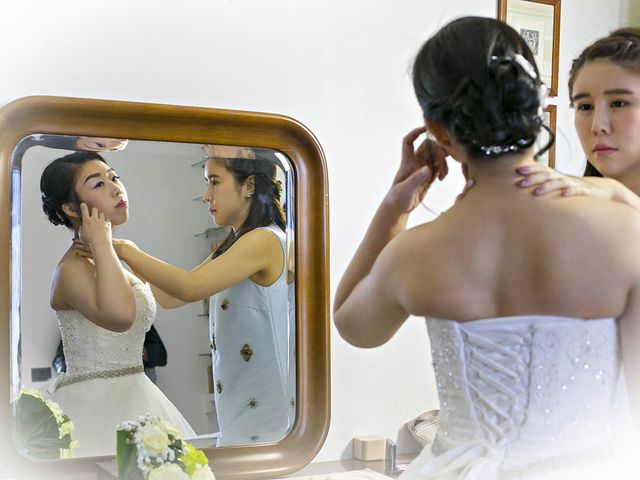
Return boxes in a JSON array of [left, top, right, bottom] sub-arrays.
[[423, 316, 621, 479]]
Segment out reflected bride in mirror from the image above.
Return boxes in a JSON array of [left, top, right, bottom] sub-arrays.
[[39, 151, 196, 457]]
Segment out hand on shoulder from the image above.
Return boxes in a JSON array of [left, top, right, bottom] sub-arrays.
[[515, 165, 637, 207]]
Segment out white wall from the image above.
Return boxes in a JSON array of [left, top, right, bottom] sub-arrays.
[[0, 0, 631, 464]]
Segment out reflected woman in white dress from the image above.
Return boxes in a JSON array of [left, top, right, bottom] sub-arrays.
[[334, 17, 640, 479], [40, 152, 195, 457], [104, 146, 293, 446]]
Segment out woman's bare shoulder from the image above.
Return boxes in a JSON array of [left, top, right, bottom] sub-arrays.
[[556, 194, 640, 234], [53, 251, 96, 288], [232, 227, 282, 253]]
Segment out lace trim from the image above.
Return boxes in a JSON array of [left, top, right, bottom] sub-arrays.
[[57, 365, 144, 388]]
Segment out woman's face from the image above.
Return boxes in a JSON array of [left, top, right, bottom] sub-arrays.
[[572, 59, 640, 180], [72, 160, 129, 226], [203, 160, 252, 231]]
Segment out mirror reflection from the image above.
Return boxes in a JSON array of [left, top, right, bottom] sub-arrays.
[[12, 135, 296, 458]]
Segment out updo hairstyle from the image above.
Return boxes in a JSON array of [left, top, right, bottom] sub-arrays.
[[412, 16, 550, 159], [40, 151, 107, 228]]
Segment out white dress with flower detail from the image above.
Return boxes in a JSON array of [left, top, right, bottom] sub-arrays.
[[401, 316, 638, 480], [46, 282, 196, 458], [209, 225, 293, 446]]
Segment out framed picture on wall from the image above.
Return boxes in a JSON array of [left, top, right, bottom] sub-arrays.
[[497, 0, 561, 96], [534, 104, 557, 167]]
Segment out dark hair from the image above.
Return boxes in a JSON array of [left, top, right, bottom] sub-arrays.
[[569, 27, 640, 100], [568, 27, 640, 177], [212, 155, 286, 258], [413, 16, 551, 159], [40, 151, 107, 228]]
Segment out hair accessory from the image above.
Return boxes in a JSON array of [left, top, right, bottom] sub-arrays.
[[479, 144, 519, 156], [490, 53, 537, 80], [479, 138, 529, 156]]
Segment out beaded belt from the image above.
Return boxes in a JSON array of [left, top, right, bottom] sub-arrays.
[[57, 365, 144, 388]]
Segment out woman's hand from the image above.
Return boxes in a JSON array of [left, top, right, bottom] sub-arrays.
[[515, 164, 640, 212], [77, 203, 112, 251], [516, 164, 630, 200], [384, 126, 448, 215], [455, 163, 475, 202], [514, 164, 588, 196], [70, 238, 93, 259]]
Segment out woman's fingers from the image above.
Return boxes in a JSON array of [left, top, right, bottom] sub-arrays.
[[560, 186, 585, 197], [516, 165, 549, 175], [401, 126, 428, 164], [80, 202, 90, 221], [72, 246, 93, 258], [434, 149, 448, 180], [403, 126, 428, 150], [530, 177, 575, 195], [395, 127, 429, 184], [516, 171, 558, 188], [456, 179, 476, 202], [419, 137, 448, 179]]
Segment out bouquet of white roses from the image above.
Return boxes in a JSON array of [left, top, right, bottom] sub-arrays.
[[117, 414, 215, 480], [12, 387, 78, 459]]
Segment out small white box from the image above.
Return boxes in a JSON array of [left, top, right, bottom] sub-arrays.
[[352, 435, 386, 461]]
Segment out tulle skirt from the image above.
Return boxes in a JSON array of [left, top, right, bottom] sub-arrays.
[[399, 441, 639, 480], [47, 372, 196, 457]]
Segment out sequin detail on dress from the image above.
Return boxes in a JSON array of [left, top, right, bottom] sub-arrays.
[[56, 283, 156, 375]]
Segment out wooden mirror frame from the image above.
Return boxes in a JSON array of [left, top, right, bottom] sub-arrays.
[[0, 96, 330, 480], [497, 0, 562, 96]]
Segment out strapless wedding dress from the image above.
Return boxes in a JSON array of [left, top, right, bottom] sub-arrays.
[[47, 283, 196, 457], [401, 316, 638, 479]]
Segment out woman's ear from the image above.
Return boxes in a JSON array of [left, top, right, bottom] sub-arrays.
[[425, 120, 453, 148], [244, 175, 255, 198], [61, 202, 80, 220]]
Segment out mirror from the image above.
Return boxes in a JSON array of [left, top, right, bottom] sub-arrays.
[[0, 96, 330, 479], [16, 136, 297, 452]]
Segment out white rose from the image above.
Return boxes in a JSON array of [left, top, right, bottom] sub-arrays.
[[147, 464, 189, 480], [139, 424, 170, 455], [160, 420, 181, 439], [191, 464, 216, 480]]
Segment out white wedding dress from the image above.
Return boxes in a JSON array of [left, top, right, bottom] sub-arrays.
[[47, 283, 196, 457], [401, 315, 638, 480]]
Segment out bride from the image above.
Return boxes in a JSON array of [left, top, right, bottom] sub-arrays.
[[334, 16, 639, 479], [40, 151, 195, 457]]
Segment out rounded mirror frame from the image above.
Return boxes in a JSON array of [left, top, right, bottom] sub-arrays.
[[0, 96, 330, 480]]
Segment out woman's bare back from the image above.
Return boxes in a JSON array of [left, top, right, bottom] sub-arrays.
[[394, 185, 640, 322]]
